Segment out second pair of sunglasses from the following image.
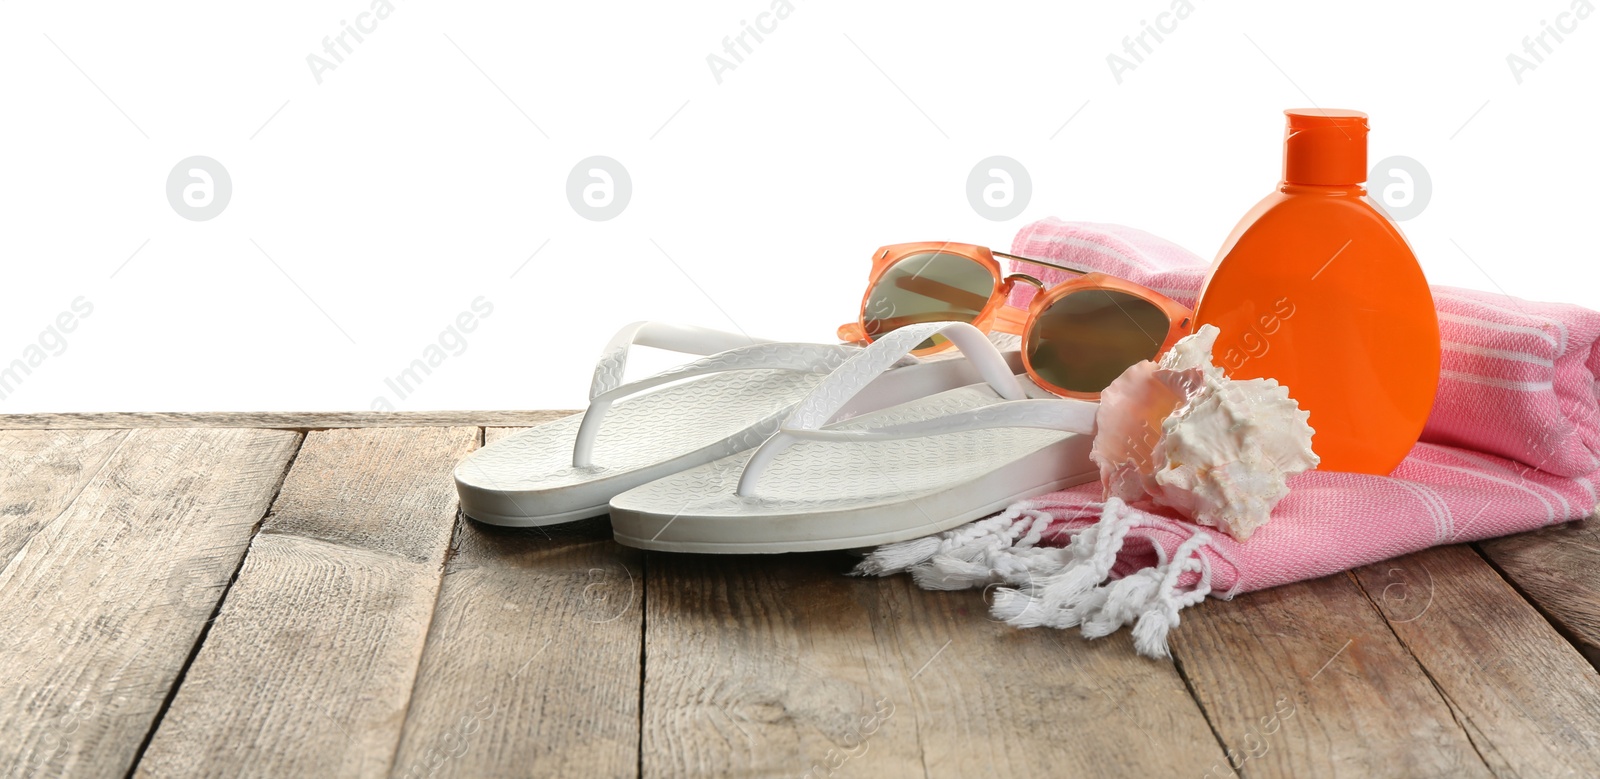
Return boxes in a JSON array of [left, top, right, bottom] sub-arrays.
[[836, 242, 1192, 400]]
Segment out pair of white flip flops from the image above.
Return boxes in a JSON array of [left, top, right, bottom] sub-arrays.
[[453, 320, 1100, 553]]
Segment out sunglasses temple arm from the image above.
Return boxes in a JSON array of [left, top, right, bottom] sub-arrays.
[[992, 251, 1091, 277]]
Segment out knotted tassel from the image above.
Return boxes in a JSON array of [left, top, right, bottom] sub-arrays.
[[1073, 529, 1214, 658], [991, 498, 1142, 628], [861, 493, 1220, 659], [1079, 567, 1167, 639], [852, 536, 942, 577], [1130, 540, 1213, 658], [854, 501, 1064, 587], [854, 503, 1033, 577]]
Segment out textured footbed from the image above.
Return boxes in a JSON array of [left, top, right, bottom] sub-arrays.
[[455, 370, 823, 525], [608, 385, 1098, 553]]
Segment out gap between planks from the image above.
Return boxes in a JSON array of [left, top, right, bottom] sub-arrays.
[[123, 434, 309, 779], [0, 428, 303, 779], [131, 426, 477, 778], [10, 422, 1598, 779], [384, 426, 644, 779]]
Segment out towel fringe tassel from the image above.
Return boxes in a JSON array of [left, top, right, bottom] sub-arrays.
[[852, 497, 1215, 659]]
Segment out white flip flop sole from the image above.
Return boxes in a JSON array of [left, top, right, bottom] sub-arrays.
[[608, 382, 1098, 552], [609, 321, 1099, 553], [457, 369, 822, 525], [455, 322, 1023, 527]]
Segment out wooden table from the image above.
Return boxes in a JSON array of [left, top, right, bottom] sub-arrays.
[[4, 412, 1599, 778]]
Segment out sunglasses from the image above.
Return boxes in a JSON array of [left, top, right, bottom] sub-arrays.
[[836, 242, 1192, 400]]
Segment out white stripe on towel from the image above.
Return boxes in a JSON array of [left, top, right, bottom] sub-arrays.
[[1392, 478, 1454, 545], [1422, 458, 1557, 526], [1440, 341, 1555, 368], [1435, 291, 1568, 353], [1439, 370, 1553, 392], [1438, 312, 1560, 349], [1438, 446, 1573, 519]]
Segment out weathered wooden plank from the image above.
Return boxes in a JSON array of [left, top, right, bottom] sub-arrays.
[[390, 519, 642, 779], [0, 428, 300, 779], [0, 429, 127, 566], [644, 552, 1226, 778], [873, 575, 1227, 778], [388, 425, 643, 779], [0, 410, 575, 430], [1477, 516, 1600, 667], [1352, 545, 1600, 777], [133, 427, 477, 779], [1171, 572, 1491, 778]]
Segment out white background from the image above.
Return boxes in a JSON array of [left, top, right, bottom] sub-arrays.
[[1, 0, 1595, 413]]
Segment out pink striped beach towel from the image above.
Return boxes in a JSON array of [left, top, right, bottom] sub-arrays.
[[858, 219, 1600, 658]]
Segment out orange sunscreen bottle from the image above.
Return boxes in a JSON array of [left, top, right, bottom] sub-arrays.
[[1194, 109, 1440, 475]]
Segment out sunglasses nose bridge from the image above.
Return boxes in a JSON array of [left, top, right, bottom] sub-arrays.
[[1004, 273, 1048, 292]]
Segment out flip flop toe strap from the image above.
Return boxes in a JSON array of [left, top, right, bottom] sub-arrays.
[[573, 323, 862, 468], [737, 321, 1088, 497]]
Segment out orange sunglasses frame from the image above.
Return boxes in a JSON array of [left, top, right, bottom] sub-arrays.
[[837, 242, 1193, 400]]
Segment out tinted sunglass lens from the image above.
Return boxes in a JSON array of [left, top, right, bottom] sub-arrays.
[[1027, 289, 1169, 394], [862, 252, 996, 350]]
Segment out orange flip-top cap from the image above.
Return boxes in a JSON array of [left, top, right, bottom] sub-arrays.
[[1283, 108, 1368, 186]]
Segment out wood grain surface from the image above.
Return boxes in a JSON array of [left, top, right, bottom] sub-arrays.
[[1477, 515, 1600, 667], [1352, 545, 1600, 777], [644, 551, 1227, 778], [1172, 570, 1491, 778], [391, 518, 643, 779], [0, 428, 300, 779], [0, 429, 127, 566], [133, 427, 476, 779], [6, 417, 1599, 779], [389, 427, 644, 779]]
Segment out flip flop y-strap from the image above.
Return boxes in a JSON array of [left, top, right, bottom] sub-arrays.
[[588, 321, 774, 399], [573, 324, 867, 468], [735, 321, 1096, 496]]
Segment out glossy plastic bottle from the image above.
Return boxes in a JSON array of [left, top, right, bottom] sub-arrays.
[[1194, 109, 1439, 476]]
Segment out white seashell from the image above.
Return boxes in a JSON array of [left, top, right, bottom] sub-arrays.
[[1091, 361, 1188, 503], [1089, 324, 1319, 541]]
